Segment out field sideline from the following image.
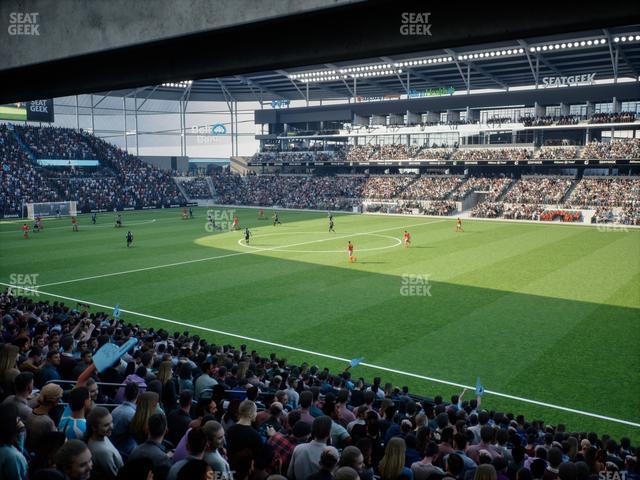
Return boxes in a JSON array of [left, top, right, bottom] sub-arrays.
[[1, 207, 638, 441]]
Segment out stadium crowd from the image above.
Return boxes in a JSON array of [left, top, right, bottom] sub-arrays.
[[15, 126, 98, 161], [0, 125, 186, 214], [0, 290, 638, 480], [0, 125, 61, 215], [567, 178, 640, 208], [533, 147, 579, 160], [398, 177, 464, 201], [503, 177, 574, 205], [580, 139, 640, 160], [451, 178, 512, 202], [449, 149, 531, 162], [179, 178, 213, 200], [250, 139, 640, 165], [51, 177, 125, 212], [588, 112, 636, 124]]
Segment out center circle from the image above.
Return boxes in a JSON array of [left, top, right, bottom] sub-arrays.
[[237, 231, 402, 253]]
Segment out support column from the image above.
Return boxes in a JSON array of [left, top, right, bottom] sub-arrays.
[[122, 97, 127, 151], [586, 101, 595, 119], [424, 111, 439, 123], [75, 95, 80, 131], [406, 110, 421, 126], [534, 101, 545, 118], [90, 94, 95, 133], [466, 107, 479, 123], [612, 97, 621, 113], [134, 91, 139, 157], [560, 102, 570, 116]]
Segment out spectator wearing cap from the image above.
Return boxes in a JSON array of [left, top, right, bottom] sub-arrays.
[[25, 383, 63, 452], [288, 415, 334, 480], [2, 371, 34, 422]]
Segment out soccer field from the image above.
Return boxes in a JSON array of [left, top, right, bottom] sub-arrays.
[[1, 207, 639, 440]]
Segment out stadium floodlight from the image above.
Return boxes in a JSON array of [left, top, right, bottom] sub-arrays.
[[621, 36, 627, 42], [636, 36, 640, 41]]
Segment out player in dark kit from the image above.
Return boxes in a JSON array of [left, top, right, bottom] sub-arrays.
[[91, 212, 97, 224], [126, 231, 133, 247], [244, 227, 252, 244], [329, 218, 335, 233], [273, 212, 281, 226]]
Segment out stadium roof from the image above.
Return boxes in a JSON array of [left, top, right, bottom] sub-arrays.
[[106, 26, 640, 103]]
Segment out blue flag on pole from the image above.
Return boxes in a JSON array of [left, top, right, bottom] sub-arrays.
[[349, 357, 364, 368], [113, 304, 120, 319], [475, 377, 484, 397]]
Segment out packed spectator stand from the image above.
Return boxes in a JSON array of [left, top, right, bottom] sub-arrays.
[[1, 125, 185, 215], [0, 290, 637, 480]]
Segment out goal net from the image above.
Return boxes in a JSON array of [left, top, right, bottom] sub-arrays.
[[26, 201, 77, 219]]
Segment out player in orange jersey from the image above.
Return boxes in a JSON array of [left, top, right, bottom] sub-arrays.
[[347, 241, 356, 263], [403, 230, 411, 248]]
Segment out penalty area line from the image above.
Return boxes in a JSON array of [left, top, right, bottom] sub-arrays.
[[1, 282, 638, 429]]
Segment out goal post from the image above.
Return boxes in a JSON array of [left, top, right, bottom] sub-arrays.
[[26, 201, 77, 219]]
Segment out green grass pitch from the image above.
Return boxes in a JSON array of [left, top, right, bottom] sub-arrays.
[[1, 207, 638, 441]]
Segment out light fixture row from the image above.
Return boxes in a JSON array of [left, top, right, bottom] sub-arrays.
[[162, 80, 193, 88]]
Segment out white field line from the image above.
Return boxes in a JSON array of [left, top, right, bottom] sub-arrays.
[[37, 219, 445, 288], [1, 282, 638, 429]]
